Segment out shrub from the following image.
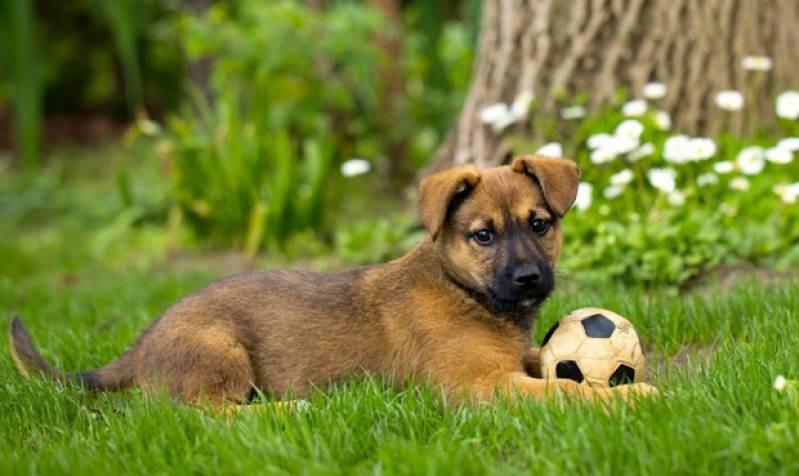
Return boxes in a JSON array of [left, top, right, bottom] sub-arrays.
[[498, 87, 799, 286], [163, 1, 385, 253], [159, 0, 474, 253]]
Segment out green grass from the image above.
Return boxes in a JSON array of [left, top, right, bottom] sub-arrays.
[[1, 148, 798, 475]]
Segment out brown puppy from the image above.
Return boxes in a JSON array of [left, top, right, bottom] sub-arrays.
[[9, 155, 655, 408]]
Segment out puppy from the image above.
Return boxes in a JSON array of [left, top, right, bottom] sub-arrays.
[[10, 155, 655, 408]]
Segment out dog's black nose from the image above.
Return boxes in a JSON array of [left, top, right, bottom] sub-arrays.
[[513, 265, 541, 287]]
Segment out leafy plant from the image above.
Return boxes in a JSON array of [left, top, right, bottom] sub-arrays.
[[162, 1, 386, 251], [507, 91, 799, 287], [99, 0, 143, 114]]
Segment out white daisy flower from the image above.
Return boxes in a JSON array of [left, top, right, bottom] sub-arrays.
[[643, 82, 667, 100], [629, 142, 655, 162], [777, 137, 799, 152], [611, 135, 640, 155], [479, 103, 509, 124], [715, 90, 744, 111], [697, 172, 719, 187], [574, 182, 593, 211], [587, 133, 613, 150], [776, 91, 799, 120], [713, 161, 735, 174], [729, 177, 750, 191], [664, 135, 692, 163], [593, 134, 639, 159], [773, 375, 787, 391], [480, 102, 521, 131], [647, 167, 677, 193], [688, 138, 716, 161], [736, 146, 764, 161], [736, 146, 765, 174], [603, 185, 625, 199], [773, 183, 799, 204], [536, 142, 563, 157], [654, 110, 672, 130], [741, 55, 773, 72], [340, 158, 370, 177], [615, 119, 645, 140], [610, 169, 634, 186], [766, 147, 793, 164], [667, 190, 686, 206], [622, 99, 647, 117], [493, 113, 520, 131], [510, 90, 535, 118], [560, 106, 587, 120], [590, 146, 618, 164]]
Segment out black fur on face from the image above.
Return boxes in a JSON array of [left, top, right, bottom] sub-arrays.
[[485, 220, 555, 310]]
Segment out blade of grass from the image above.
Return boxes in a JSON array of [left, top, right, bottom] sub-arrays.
[[2, 0, 41, 170], [100, 0, 143, 115]]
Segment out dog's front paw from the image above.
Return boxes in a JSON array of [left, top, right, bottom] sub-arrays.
[[614, 382, 660, 399]]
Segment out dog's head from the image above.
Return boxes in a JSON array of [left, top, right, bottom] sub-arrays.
[[418, 155, 580, 313]]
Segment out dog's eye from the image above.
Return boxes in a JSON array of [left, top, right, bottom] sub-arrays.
[[531, 219, 551, 236], [472, 229, 494, 245]]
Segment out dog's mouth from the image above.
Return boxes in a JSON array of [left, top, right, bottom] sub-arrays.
[[487, 289, 551, 312], [444, 271, 552, 316]]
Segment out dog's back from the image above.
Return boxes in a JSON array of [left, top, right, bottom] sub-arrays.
[[11, 267, 396, 400]]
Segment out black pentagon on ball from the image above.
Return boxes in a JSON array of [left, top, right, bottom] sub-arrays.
[[608, 364, 636, 387], [555, 360, 584, 383], [541, 321, 559, 347], [581, 314, 616, 338]]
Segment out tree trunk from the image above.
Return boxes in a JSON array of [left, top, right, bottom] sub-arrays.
[[431, 0, 799, 170]]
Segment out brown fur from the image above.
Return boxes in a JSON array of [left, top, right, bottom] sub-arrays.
[[9, 155, 656, 407]]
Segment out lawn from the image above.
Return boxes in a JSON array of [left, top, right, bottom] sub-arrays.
[[1, 148, 798, 475]]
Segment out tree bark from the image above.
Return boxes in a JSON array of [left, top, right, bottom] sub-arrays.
[[431, 0, 799, 171]]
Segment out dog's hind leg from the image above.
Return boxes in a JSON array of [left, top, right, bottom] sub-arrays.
[[137, 325, 256, 405]]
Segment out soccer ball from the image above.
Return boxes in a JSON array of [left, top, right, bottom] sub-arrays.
[[539, 307, 645, 387]]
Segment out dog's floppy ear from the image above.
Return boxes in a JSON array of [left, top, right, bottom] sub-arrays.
[[418, 165, 481, 239], [511, 155, 580, 217]]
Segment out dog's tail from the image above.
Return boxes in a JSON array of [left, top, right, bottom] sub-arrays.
[[9, 315, 135, 392]]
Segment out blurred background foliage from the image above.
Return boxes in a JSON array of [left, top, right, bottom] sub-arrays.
[[0, 0, 475, 162], [0, 0, 475, 251], [1, 0, 797, 289]]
